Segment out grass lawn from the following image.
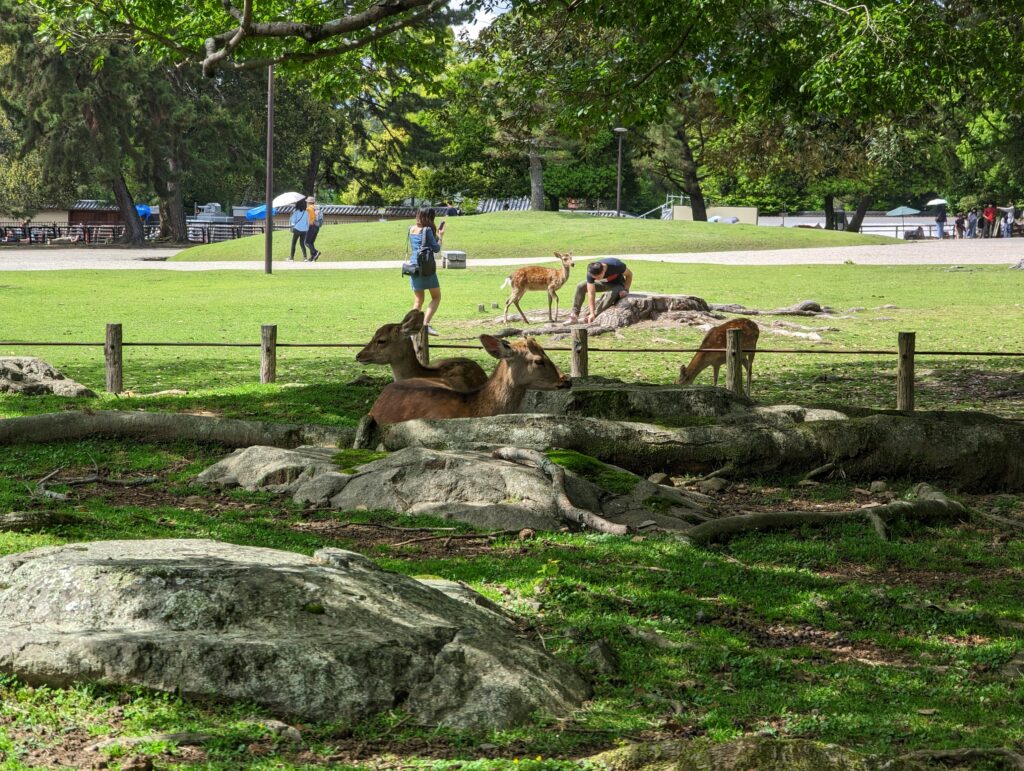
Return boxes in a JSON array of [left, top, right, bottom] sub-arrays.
[[0, 440, 1021, 768], [1, 263, 1022, 420], [1, 261, 1023, 767], [172, 211, 896, 262]]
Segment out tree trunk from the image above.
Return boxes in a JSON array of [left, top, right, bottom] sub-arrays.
[[378, 412, 1024, 492], [0, 410, 355, 449], [112, 174, 146, 245], [154, 156, 189, 243], [674, 124, 707, 221], [528, 143, 545, 211], [823, 194, 835, 231], [846, 194, 872, 233], [304, 139, 322, 196]]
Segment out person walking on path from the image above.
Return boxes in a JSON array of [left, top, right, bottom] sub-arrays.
[[998, 201, 1016, 239], [967, 208, 979, 238], [982, 202, 997, 238], [563, 257, 633, 325], [407, 207, 444, 336], [934, 203, 947, 239], [954, 211, 966, 239], [288, 199, 309, 261], [304, 196, 323, 261]]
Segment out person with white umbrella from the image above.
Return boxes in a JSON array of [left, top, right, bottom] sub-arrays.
[[927, 198, 948, 239]]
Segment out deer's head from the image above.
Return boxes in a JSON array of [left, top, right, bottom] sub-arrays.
[[480, 334, 571, 390], [356, 310, 423, 364]]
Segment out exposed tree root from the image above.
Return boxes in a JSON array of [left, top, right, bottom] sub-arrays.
[[685, 484, 966, 545], [0, 410, 354, 449], [492, 447, 630, 535]]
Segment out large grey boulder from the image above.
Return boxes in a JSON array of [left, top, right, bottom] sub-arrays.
[[196, 445, 708, 531], [195, 445, 338, 491], [0, 540, 589, 729], [0, 357, 95, 397]]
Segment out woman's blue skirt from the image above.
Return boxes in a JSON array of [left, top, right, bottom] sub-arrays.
[[410, 273, 440, 291]]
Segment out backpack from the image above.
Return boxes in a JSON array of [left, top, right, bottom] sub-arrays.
[[315, 206, 324, 227], [417, 244, 437, 277]]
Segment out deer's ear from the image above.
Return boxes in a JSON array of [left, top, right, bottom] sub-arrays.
[[400, 309, 424, 334], [480, 334, 513, 360]]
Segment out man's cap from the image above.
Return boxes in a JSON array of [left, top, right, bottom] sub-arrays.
[[306, 196, 315, 203]]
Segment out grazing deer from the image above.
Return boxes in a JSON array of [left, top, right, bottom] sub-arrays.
[[501, 251, 575, 324], [677, 318, 760, 395], [356, 310, 488, 392], [369, 334, 571, 424]]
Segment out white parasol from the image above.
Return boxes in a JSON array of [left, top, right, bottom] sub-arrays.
[[925, 198, 947, 206], [271, 191, 306, 207]]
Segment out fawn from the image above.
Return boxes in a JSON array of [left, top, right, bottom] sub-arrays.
[[356, 310, 488, 391], [501, 251, 575, 324], [676, 318, 760, 395], [369, 334, 571, 424]]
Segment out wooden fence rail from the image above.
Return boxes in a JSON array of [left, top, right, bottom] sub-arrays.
[[4, 325, 1024, 413]]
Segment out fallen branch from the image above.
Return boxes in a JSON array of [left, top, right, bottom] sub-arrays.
[[35, 471, 159, 500], [392, 529, 518, 547], [686, 484, 966, 545], [491, 447, 629, 535]]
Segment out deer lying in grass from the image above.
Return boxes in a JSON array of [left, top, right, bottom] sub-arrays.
[[501, 251, 575, 324], [356, 310, 488, 391], [676, 318, 760, 395], [369, 334, 571, 424]]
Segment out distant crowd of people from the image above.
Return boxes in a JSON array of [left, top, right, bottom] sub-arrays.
[[937, 202, 1019, 239]]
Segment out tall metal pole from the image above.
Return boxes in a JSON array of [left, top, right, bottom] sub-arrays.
[[614, 127, 627, 217], [264, 65, 274, 275]]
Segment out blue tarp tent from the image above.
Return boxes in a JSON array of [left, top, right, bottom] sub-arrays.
[[135, 204, 152, 219], [245, 204, 277, 221]]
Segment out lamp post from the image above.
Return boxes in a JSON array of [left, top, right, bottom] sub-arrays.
[[264, 64, 274, 275], [613, 127, 628, 217]]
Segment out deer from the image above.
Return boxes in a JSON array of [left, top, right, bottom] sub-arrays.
[[676, 318, 760, 395], [501, 251, 575, 324], [369, 334, 571, 424], [356, 310, 488, 392]]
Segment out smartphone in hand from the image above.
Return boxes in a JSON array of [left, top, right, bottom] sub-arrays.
[[438, 220, 446, 234]]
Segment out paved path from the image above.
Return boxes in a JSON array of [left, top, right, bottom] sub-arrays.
[[1, 238, 1023, 270]]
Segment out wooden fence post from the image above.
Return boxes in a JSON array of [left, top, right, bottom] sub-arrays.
[[726, 327, 744, 395], [261, 324, 277, 384], [413, 327, 429, 365], [897, 331, 915, 412], [571, 328, 589, 378], [105, 323, 123, 394]]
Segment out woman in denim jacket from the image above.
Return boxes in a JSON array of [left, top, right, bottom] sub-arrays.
[[408, 207, 445, 335]]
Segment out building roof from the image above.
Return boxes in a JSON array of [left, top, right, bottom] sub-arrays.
[[72, 200, 121, 211]]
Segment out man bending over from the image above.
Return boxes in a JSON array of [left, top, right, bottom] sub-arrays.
[[564, 258, 633, 325]]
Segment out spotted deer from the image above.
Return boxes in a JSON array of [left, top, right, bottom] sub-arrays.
[[369, 334, 571, 424], [501, 251, 575, 324], [356, 310, 488, 391], [676, 318, 760, 395]]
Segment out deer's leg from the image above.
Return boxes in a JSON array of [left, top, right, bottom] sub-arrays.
[[548, 289, 557, 322], [514, 299, 530, 324], [712, 364, 720, 387], [745, 354, 755, 396]]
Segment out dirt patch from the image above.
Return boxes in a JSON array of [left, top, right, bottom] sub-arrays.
[[292, 516, 535, 560]]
